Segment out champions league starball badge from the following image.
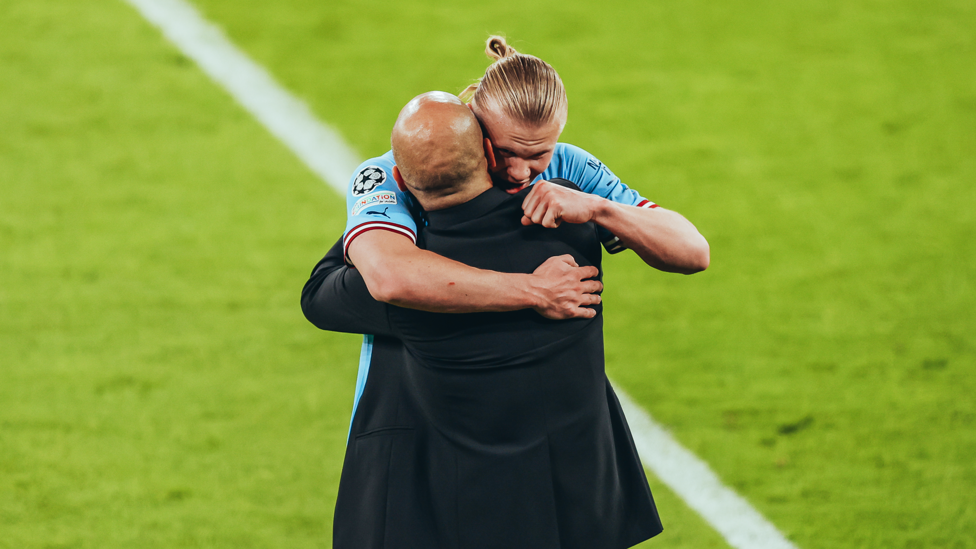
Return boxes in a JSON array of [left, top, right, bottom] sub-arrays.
[[352, 166, 387, 196]]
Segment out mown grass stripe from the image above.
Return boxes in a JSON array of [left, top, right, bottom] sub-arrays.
[[616, 388, 798, 549], [122, 0, 798, 547]]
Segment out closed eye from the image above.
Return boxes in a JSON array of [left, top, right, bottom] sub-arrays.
[[496, 148, 549, 160]]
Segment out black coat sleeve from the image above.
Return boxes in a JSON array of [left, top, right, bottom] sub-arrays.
[[301, 237, 394, 337]]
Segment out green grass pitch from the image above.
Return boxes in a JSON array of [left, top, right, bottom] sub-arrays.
[[1, 0, 974, 547]]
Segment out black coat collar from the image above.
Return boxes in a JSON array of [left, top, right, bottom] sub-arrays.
[[423, 186, 529, 229]]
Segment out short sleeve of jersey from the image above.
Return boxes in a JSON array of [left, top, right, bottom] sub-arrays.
[[343, 151, 419, 264], [537, 143, 658, 254]]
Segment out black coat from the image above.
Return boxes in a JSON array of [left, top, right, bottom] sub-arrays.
[[303, 182, 662, 549]]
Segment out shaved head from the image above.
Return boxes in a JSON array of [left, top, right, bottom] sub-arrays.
[[391, 91, 489, 210]]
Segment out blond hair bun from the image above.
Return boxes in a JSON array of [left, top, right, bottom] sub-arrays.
[[461, 36, 567, 128], [486, 36, 518, 61]]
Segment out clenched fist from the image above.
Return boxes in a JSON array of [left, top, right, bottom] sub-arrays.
[[521, 180, 604, 228]]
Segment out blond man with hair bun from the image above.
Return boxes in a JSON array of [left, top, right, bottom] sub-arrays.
[[305, 36, 710, 547]]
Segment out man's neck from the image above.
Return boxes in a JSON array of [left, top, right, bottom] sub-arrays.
[[415, 174, 493, 212]]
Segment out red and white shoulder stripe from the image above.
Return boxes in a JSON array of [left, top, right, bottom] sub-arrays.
[[343, 222, 417, 264]]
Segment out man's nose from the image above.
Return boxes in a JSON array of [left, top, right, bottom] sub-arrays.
[[507, 159, 531, 182]]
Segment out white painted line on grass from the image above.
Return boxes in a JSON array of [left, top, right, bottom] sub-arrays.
[[124, 1, 800, 547], [615, 387, 799, 549], [124, 0, 360, 195]]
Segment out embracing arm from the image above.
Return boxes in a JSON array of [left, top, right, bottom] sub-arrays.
[[521, 180, 710, 274], [301, 238, 395, 336], [347, 230, 602, 318], [589, 200, 710, 274]]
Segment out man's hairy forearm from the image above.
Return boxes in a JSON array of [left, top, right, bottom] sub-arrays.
[[519, 180, 709, 275], [348, 230, 545, 313], [593, 201, 710, 274]]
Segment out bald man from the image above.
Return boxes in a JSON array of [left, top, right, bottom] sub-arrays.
[[303, 92, 661, 549]]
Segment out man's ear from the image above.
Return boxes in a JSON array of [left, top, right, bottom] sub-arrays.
[[483, 138, 497, 171], [392, 166, 406, 191]]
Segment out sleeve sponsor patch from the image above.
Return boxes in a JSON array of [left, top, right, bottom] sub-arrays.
[[351, 191, 398, 216], [351, 165, 388, 196]]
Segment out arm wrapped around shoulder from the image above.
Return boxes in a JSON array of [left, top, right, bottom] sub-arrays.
[[301, 238, 394, 336]]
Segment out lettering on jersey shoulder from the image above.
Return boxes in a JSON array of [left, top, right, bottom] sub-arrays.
[[586, 158, 614, 177], [351, 165, 388, 196], [351, 191, 398, 216]]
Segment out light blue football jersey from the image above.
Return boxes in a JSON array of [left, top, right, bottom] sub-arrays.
[[342, 151, 418, 262]]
